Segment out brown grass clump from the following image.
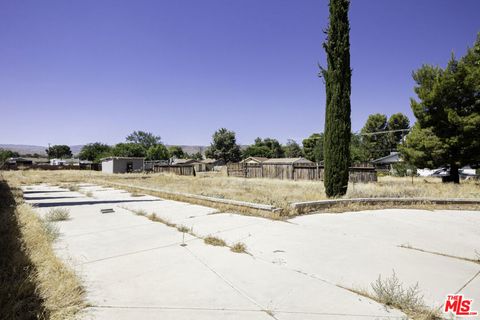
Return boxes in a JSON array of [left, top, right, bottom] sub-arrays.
[[147, 213, 177, 228], [45, 208, 70, 221], [204, 236, 227, 247], [0, 177, 85, 319], [230, 242, 247, 253], [66, 184, 80, 192], [130, 192, 144, 197], [176, 225, 190, 233]]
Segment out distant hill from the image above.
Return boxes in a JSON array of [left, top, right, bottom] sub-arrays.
[[0, 144, 209, 157], [0, 144, 48, 156]]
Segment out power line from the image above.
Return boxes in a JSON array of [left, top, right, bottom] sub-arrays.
[[358, 128, 411, 136]]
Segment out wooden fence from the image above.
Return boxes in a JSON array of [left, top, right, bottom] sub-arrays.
[[227, 162, 377, 183], [153, 165, 195, 176]]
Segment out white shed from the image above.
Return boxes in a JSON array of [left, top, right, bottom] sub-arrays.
[[101, 157, 144, 174]]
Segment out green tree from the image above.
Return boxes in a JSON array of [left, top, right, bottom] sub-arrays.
[[387, 113, 410, 148], [146, 144, 169, 160], [0, 149, 19, 164], [242, 145, 271, 158], [284, 139, 304, 158], [242, 137, 285, 158], [126, 131, 161, 150], [400, 35, 480, 183], [350, 133, 368, 163], [302, 133, 324, 162], [112, 143, 146, 158], [360, 114, 389, 160], [46, 145, 72, 159], [190, 152, 204, 161], [321, 0, 351, 197], [168, 146, 185, 159], [79, 143, 112, 163], [205, 128, 241, 163]]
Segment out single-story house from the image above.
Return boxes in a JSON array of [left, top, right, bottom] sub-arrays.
[[101, 157, 144, 174], [371, 152, 401, 170], [201, 158, 225, 171], [240, 157, 268, 164], [172, 158, 206, 172]]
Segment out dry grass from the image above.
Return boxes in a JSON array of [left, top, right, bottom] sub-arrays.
[[133, 209, 147, 216], [3, 170, 479, 214], [230, 242, 247, 253], [16, 203, 86, 319], [42, 220, 61, 241], [147, 213, 177, 227], [176, 225, 191, 233], [45, 208, 70, 221], [204, 236, 227, 247], [66, 184, 80, 192], [346, 271, 441, 320], [130, 192, 145, 197], [0, 176, 85, 319]]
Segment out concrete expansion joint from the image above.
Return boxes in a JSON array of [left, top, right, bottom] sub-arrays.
[[78, 238, 202, 266], [183, 246, 279, 319], [455, 269, 480, 294]]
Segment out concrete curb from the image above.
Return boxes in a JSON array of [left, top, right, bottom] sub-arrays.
[[291, 197, 480, 213], [105, 182, 282, 213]]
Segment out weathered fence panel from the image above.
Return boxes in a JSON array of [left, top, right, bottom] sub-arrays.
[[227, 162, 376, 183], [153, 165, 195, 176], [226, 163, 246, 177]]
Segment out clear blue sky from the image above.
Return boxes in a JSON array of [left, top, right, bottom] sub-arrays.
[[1, 0, 478, 146]]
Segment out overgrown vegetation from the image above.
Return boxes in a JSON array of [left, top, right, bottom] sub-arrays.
[[204, 235, 227, 247], [42, 220, 61, 242], [3, 171, 480, 215], [45, 208, 70, 221], [349, 271, 441, 320], [0, 178, 85, 319]]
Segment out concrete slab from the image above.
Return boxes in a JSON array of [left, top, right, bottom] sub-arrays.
[[83, 308, 273, 320], [123, 200, 480, 307], [459, 272, 480, 307], [186, 242, 405, 319], [23, 184, 480, 319], [292, 209, 480, 260], [200, 214, 479, 307]]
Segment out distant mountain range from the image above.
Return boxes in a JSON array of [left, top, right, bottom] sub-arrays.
[[0, 144, 209, 156]]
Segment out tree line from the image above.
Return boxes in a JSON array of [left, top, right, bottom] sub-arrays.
[[37, 112, 409, 165]]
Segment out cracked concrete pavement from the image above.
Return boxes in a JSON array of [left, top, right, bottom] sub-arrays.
[[22, 183, 480, 319]]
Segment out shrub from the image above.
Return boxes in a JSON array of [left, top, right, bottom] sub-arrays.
[[392, 163, 417, 177], [370, 271, 440, 319], [45, 208, 70, 221], [42, 220, 60, 242]]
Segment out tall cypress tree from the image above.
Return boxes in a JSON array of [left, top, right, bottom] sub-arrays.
[[321, 0, 351, 197]]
